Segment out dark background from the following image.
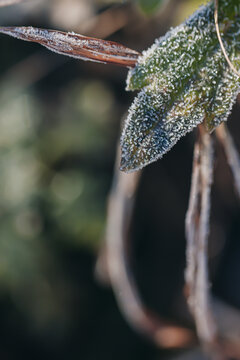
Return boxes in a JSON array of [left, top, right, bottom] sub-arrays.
[[0, 0, 239, 359]]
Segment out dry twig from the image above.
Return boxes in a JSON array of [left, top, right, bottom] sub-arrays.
[[185, 125, 222, 358], [0, 26, 140, 67], [99, 131, 240, 356]]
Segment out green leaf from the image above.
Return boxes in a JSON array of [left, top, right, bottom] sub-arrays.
[[120, 0, 240, 172]]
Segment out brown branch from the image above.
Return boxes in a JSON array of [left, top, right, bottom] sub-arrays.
[[0, 5, 140, 105], [98, 131, 240, 357], [0, 26, 140, 68], [215, 124, 240, 199], [185, 125, 223, 358]]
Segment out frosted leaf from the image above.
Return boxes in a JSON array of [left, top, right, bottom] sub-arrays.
[[121, 0, 240, 172], [0, 26, 140, 67]]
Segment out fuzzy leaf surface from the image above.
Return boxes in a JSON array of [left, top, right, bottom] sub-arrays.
[[120, 0, 240, 172]]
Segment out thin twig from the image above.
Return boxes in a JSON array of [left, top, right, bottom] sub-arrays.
[[215, 123, 240, 199], [0, 4, 140, 106], [99, 134, 240, 356], [104, 144, 194, 349], [185, 126, 222, 358], [214, 0, 240, 78], [0, 26, 140, 68], [185, 136, 201, 298], [195, 127, 215, 344]]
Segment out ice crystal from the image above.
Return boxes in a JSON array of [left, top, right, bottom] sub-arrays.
[[120, 0, 240, 172]]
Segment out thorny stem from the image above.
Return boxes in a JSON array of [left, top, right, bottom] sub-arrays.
[[185, 125, 223, 358], [216, 123, 240, 199], [214, 0, 240, 78]]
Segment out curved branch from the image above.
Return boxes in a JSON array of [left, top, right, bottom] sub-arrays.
[[101, 133, 240, 356], [103, 145, 195, 349], [185, 125, 223, 358]]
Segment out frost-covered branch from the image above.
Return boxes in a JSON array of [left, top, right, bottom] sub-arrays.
[[185, 126, 222, 358], [195, 127, 216, 347], [185, 131, 201, 301], [0, 26, 140, 67]]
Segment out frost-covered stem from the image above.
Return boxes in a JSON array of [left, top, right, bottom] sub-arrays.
[[0, 26, 140, 67], [185, 126, 223, 358], [216, 124, 240, 199], [105, 145, 194, 349], [195, 127, 216, 344], [185, 135, 201, 296]]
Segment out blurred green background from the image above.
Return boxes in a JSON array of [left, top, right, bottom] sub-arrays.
[[0, 0, 240, 359]]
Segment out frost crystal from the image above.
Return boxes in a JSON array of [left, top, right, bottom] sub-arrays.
[[120, 0, 240, 172]]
